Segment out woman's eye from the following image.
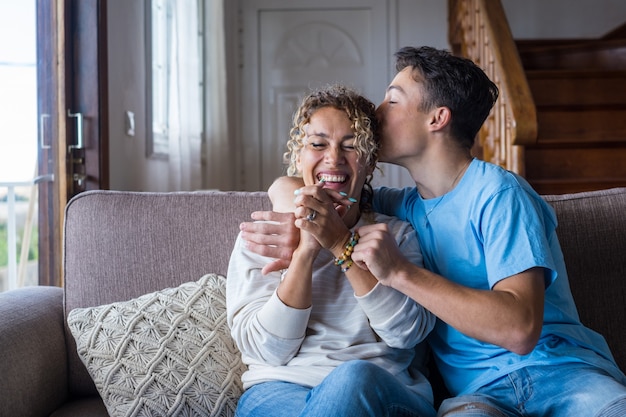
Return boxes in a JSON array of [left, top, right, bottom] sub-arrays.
[[310, 142, 325, 149]]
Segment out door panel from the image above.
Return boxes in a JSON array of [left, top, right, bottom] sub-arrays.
[[67, 0, 108, 194], [240, 0, 415, 192], [36, 0, 107, 286], [258, 8, 382, 188]]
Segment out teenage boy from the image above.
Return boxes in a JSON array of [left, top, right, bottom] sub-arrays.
[[240, 46, 626, 416]]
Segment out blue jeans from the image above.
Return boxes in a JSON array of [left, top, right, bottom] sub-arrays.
[[235, 360, 436, 417], [438, 363, 626, 416]]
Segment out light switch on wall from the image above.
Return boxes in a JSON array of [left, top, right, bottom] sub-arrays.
[[125, 111, 135, 137]]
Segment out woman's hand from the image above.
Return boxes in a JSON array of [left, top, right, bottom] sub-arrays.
[[293, 183, 352, 256], [238, 176, 355, 274]]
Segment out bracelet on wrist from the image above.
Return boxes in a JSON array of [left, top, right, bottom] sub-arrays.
[[334, 230, 359, 272]]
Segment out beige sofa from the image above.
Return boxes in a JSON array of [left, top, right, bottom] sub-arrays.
[[1, 188, 625, 416]]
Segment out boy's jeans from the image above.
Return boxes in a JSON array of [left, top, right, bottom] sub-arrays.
[[438, 363, 626, 417]]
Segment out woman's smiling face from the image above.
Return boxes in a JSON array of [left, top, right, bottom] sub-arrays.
[[296, 106, 371, 201]]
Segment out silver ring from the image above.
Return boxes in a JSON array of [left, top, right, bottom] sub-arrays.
[[306, 210, 317, 221]]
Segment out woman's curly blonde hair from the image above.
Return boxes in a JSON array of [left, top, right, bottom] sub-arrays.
[[284, 85, 380, 210]]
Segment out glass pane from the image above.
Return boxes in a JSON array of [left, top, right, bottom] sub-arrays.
[[149, 0, 171, 157], [148, 0, 203, 159], [0, 0, 39, 292]]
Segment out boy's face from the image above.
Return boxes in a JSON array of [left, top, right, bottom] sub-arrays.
[[376, 67, 431, 165]]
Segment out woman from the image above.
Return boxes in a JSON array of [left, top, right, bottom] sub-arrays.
[[226, 85, 436, 417]]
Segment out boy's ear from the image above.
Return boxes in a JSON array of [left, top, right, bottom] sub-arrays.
[[428, 106, 452, 132]]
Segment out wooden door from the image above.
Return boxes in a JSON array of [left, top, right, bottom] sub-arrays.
[[36, 0, 107, 286], [239, 0, 414, 191]]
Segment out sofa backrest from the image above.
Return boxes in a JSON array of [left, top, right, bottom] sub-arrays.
[[62, 188, 626, 398], [543, 187, 626, 372], [63, 190, 272, 398]]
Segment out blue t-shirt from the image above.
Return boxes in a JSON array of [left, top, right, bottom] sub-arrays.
[[373, 159, 625, 395]]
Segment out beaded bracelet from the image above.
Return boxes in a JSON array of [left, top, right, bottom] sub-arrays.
[[334, 231, 359, 272]]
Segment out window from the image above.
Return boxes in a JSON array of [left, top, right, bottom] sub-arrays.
[[147, 0, 203, 159]]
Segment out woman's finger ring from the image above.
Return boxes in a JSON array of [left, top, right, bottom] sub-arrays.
[[306, 210, 317, 221]]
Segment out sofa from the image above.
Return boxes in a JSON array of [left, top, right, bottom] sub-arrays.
[[1, 187, 625, 417]]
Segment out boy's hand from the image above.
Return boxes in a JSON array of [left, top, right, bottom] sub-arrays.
[[239, 211, 299, 274], [352, 223, 407, 285]]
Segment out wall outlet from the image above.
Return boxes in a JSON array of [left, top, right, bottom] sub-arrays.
[[125, 111, 135, 137]]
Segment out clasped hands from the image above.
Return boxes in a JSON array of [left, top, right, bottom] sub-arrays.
[[278, 182, 353, 262], [239, 183, 407, 283]]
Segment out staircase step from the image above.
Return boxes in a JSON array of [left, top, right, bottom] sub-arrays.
[[526, 177, 626, 195], [602, 22, 626, 40], [536, 107, 626, 144], [524, 145, 626, 194], [513, 26, 626, 194], [527, 70, 626, 106], [518, 38, 626, 71], [516, 39, 590, 51]]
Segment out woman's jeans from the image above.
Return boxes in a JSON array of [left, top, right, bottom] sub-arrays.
[[438, 363, 626, 417], [235, 360, 436, 417]]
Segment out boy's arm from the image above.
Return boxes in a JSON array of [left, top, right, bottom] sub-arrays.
[[239, 177, 303, 274], [353, 223, 545, 355], [268, 176, 304, 212]]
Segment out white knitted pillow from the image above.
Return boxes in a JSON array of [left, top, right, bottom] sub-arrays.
[[67, 274, 245, 417]]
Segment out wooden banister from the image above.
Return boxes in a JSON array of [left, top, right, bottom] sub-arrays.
[[449, 0, 537, 175]]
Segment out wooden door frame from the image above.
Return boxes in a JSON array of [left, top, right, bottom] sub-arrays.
[[36, 0, 65, 287], [36, 0, 108, 287]]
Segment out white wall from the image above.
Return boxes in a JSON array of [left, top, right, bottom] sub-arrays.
[[107, 0, 626, 191], [502, 0, 626, 39], [372, 0, 448, 189], [107, 0, 171, 191]]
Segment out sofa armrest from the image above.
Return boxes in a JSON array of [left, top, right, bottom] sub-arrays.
[[0, 286, 69, 417]]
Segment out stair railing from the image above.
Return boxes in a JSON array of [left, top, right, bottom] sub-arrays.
[[448, 0, 537, 175]]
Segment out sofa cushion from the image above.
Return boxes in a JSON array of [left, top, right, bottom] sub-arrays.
[[543, 187, 626, 372], [0, 286, 68, 417], [63, 190, 272, 397], [67, 273, 245, 417]]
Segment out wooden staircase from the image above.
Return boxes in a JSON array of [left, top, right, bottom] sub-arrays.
[[449, 0, 626, 195], [518, 36, 626, 194]]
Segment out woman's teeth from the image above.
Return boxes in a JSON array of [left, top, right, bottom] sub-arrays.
[[318, 174, 346, 183]]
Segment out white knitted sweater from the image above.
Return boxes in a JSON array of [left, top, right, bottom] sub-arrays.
[[226, 213, 435, 399]]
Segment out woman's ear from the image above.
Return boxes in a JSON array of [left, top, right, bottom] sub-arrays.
[[295, 153, 302, 172]]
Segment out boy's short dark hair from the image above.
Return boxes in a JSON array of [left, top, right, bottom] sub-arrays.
[[395, 46, 499, 149]]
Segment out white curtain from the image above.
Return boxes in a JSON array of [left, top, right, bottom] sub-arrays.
[[166, 0, 202, 191], [202, 0, 231, 191]]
